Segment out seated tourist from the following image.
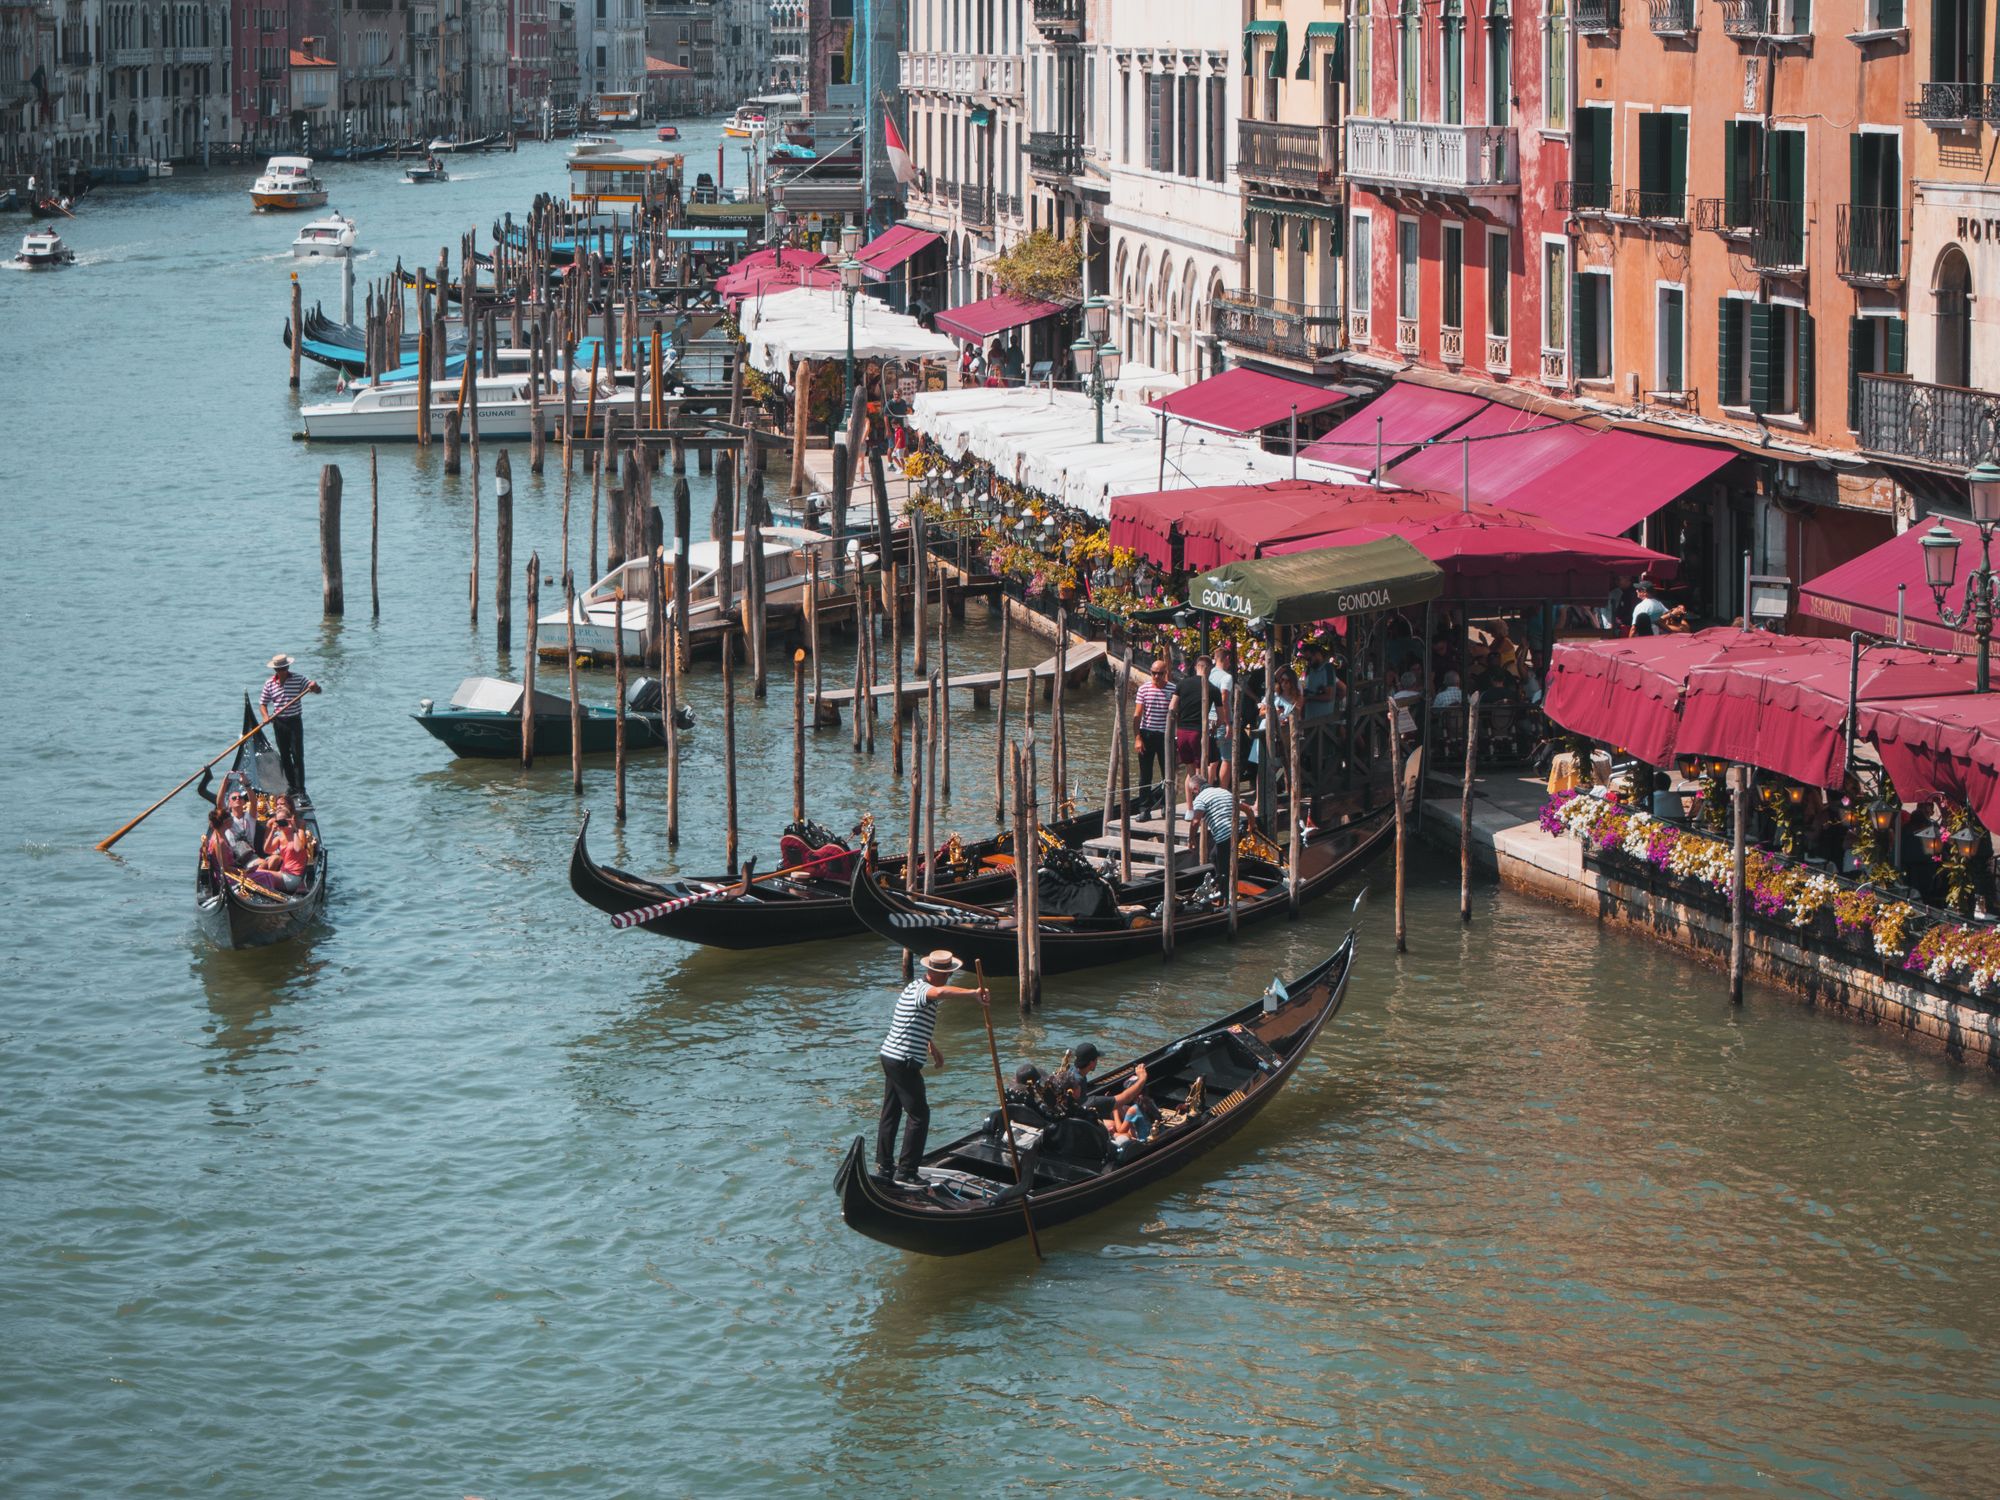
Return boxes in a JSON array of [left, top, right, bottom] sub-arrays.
[[203, 809, 241, 875], [1432, 671, 1465, 710], [1107, 1100, 1153, 1145], [220, 784, 261, 860], [248, 798, 310, 893], [1051, 1044, 1150, 1115]]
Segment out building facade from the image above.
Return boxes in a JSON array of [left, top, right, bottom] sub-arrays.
[[576, 0, 644, 110], [768, 0, 800, 87], [339, 0, 408, 141]]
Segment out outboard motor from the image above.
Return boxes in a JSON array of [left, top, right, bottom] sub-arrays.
[[626, 676, 663, 713]]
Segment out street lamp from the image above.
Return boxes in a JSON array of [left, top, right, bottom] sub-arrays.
[[1072, 296, 1122, 444], [841, 223, 863, 260], [1920, 458, 2000, 692], [770, 202, 789, 262], [840, 255, 865, 409]]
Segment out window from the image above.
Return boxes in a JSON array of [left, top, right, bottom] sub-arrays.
[[1544, 0, 1566, 129], [1636, 110, 1689, 218], [1399, 218, 1420, 319], [1146, 73, 1164, 170], [1263, 63, 1278, 121], [1351, 211, 1373, 317], [1208, 75, 1226, 181], [1486, 1, 1512, 126], [1719, 299, 1813, 416], [1400, 0, 1421, 120], [1937, 245, 1973, 387], [1848, 130, 1900, 277], [1442, 0, 1465, 124], [1653, 286, 1685, 393], [1442, 223, 1464, 327], [1718, 297, 1753, 406], [1722, 119, 1765, 226], [1121, 69, 1130, 162], [1574, 269, 1611, 379], [1573, 103, 1611, 209], [1847, 315, 1906, 429], [1487, 227, 1510, 337], [1182, 74, 1199, 175], [1543, 240, 1567, 350], [1352, 3, 1371, 113], [1869, 0, 1904, 29], [1934, 0, 1978, 80]]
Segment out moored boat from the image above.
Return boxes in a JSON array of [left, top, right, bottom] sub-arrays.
[[195, 698, 329, 949], [249, 155, 328, 211], [835, 933, 1358, 1255], [13, 230, 76, 269], [413, 676, 689, 758], [299, 366, 629, 441], [290, 211, 357, 258]]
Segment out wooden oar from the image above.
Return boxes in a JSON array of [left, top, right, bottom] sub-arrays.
[[975, 958, 1042, 1262], [97, 688, 313, 853]]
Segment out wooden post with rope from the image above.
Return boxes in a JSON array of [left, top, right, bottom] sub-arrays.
[[975, 957, 1043, 1262], [792, 648, 807, 823], [565, 570, 582, 793], [521, 552, 539, 767], [613, 600, 627, 824]]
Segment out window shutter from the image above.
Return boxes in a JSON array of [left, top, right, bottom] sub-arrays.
[[1638, 112, 1662, 196], [1747, 302, 1773, 414], [1667, 113, 1687, 207], [1719, 299, 1741, 402], [1847, 315, 1870, 431], [1723, 121, 1740, 218], [1849, 131, 1866, 212], [1572, 274, 1589, 373], [1665, 292, 1684, 391], [1591, 107, 1612, 192], [1879, 0, 1903, 27], [1797, 309, 1815, 425], [1886, 316, 1907, 373]]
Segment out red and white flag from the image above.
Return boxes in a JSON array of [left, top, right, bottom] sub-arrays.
[[884, 113, 916, 186]]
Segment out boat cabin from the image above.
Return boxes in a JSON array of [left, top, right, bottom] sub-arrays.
[[568, 149, 683, 214]]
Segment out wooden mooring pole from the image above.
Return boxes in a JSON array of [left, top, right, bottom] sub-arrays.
[[613, 605, 627, 824], [995, 604, 1011, 827], [521, 553, 538, 768], [368, 446, 379, 621], [1387, 702, 1408, 954], [565, 570, 582, 794], [495, 451, 513, 652], [1731, 765, 1750, 1004], [722, 623, 739, 873], [318, 464, 343, 617], [289, 276, 302, 388], [1461, 691, 1481, 922], [792, 648, 807, 822]]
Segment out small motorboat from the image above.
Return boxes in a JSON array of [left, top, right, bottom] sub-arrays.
[[565, 133, 620, 163], [300, 366, 628, 441], [13, 230, 76, 269], [413, 676, 690, 759], [722, 110, 765, 139], [656, 123, 681, 141], [290, 211, 357, 258], [404, 159, 448, 184], [249, 155, 328, 211]]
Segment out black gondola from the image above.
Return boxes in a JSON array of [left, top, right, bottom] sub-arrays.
[[195, 698, 328, 949], [569, 804, 1109, 950], [835, 932, 1358, 1255], [847, 799, 1393, 975]]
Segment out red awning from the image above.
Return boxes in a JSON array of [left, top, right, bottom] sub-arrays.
[[935, 291, 1064, 343], [716, 261, 839, 303], [1502, 430, 1734, 538], [1860, 694, 2000, 832], [1676, 643, 1975, 786], [1109, 479, 1456, 570], [1268, 510, 1677, 603], [1108, 488, 1200, 565], [1149, 368, 1352, 436], [1201, 487, 1463, 567], [1799, 517, 1983, 654], [1543, 629, 1814, 765], [722, 246, 827, 279], [857, 225, 942, 274], [1385, 406, 1600, 502], [1298, 384, 1486, 472]]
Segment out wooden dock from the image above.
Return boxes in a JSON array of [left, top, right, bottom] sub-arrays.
[[812, 640, 1107, 718]]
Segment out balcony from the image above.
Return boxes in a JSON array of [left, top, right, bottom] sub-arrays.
[[1343, 119, 1516, 196], [1696, 195, 1751, 234], [1837, 203, 1901, 282], [1719, 0, 1770, 34], [1216, 291, 1345, 365], [1912, 81, 1984, 126], [1859, 374, 2000, 472], [1032, 0, 1081, 38], [1486, 334, 1510, 373], [1026, 130, 1080, 176], [1576, 0, 1619, 32], [1556, 178, 1615, 213], [1349, 310, 1371, 347], [1440, 326, 1465, 364], [1237, 121, 1337, 190], [1749, 196, 1807, 273], [1397, 318, 1421, 354], [898, 52, 1021, 98], [1649, 0, 1697, 32], [1541, 348, 1569, 386], [957, 182, 991, 224], [1624, 186, 1688, 221]]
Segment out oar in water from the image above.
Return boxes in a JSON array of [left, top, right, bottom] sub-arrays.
[[97, 687, 315, 853], [607, 842, 856, 928], [975, 957, 1042, 1261]]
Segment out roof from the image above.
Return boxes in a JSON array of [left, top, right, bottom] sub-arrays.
[[1798, 516, 1982, 654], [1150, 367, 1352, 436], [1190, 536, 1443, 625], [1299, 382, 1486, 472], [646, 55, 691, 73], [287, 50, 334, 67], [1502, 428, 1735, 537], [935, 290, 1064, 343], [856, 224, 942, 274], [1860, 693, 2000, 832], [1542, 631, 1815, 765]]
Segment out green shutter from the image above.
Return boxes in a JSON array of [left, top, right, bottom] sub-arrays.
[[1886, 316, 1907, 373], [1664, 290, 1684, 391], [1572, 274, 1589, 374], [1879, 0, 1902, 27], [1748, 302, 1773, 413], [1771, 129, 1804, 207], [1593, 107, 1612, 196], [1792, 0, 1811, 31], [1723, 122, 1739, 219], [1847, 315, 1871, 431], [1797, 309, 1815, 424], [1667, 113, 1687, 207], [1638, 112, 1663, 197], [1719, 299, 1741, 403]]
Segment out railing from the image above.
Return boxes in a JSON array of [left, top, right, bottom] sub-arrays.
[[1032, 0, 1081, 32], [1649, 0, 1697, 30], [1349, 310, 1371, 346], [1860, 374, 2000, 471], [994, 190, 1022, 218], [1026, 130, 1081, 175], [1237, 121, 1337, 188], [1487, 334, 1510, 372], [1914, 81, 1984, 123], [1215, 291, 1345, 364], [1557, 178, 1615, 212], [1576, 0, 1619, 31], [1696, 195, 1752, 233], [1343, 119, 1516, 192], [957, 182, 991, 223], [60, 47, 92, 66], [1625, 186, 1688, 220], [898, 52, 1021, 97], [1719, 0, 1770, 33], [1749, 195, 1807, 272], [1397, 317, 1421, 353], [1838, 203, 1901, 280], [1440, 326, 1465, 364], [1541, 347, 1569, 385]]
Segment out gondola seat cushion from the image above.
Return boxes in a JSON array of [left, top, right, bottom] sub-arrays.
[[779, 833, 856, 883]]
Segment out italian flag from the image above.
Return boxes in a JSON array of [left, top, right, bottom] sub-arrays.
[[884, 113, 916, 186]]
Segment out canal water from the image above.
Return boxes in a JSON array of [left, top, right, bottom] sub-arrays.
[[3, 127, 1997, 1497]]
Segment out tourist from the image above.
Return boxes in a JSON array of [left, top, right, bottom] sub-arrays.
[[1629, 580, 1669, 637], [1189, 768, 1238, 862], [1173, 655, 1208, 767], [1663, 603, 1692, 634], [1251, 669, 1301, 772], [1432, 670, 1466, 711], [247, 798, 310, 893], [203, 809, 241, 876], [260, 654, 322, 803], [1051, 1043, 1149, 1115], [220, 783, 261, 860], [1489, 620, 1520, 676], [1300, 642, 1339, 723], [1134, 658, 1176, 814], [1603, 576, 1636, 635], [875, 948, 990, 1186]]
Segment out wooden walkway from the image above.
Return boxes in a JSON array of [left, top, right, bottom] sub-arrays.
[[812, 640, 1107, 716]]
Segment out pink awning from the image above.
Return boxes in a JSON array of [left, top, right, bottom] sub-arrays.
[[935, 291, 1063, 342], [1798, 516, 1984, 653], [1860, 694, 2000, 832], [1676, 643, 1975, 786], [1190, 485, 1455, 569], [1502, 430, 1735, 537], [1385, 406, 1600, 502], [722, 245, 826, 279], [1150, 367, 1352, 436], [1543, 630, 1813, 765], [1298, 384, 1486, 471], [1107, 488, 1199, 565], [717, 261, 840, 303], [857, 225, 942, 274]]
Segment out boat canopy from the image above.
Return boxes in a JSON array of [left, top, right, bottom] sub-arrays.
[[450, 676, 571, 716], [1189, 536, 1443, 626]]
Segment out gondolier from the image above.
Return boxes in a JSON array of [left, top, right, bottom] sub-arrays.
[[260, 654, 321, 802], [877, 949, 990, 1187]]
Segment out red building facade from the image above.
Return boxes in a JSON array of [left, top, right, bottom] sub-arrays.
[[233, 0, 291, 146]]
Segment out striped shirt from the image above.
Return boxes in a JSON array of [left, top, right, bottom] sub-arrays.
[[880, 978, 941, 1065], [1191, 785, 1237, 850], [1135, 680, 1175, 734], [260, 674, 310, 720]]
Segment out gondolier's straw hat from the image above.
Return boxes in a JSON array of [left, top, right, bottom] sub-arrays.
[[268, 653, 294, 670], [922, 949, 964, 974]]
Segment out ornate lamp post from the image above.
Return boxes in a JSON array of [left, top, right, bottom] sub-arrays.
[[840, 255, 866, 408], [769, 203, 789, 264], [1919, 458, 2000, 693], [1070, 295, 1122, 444]]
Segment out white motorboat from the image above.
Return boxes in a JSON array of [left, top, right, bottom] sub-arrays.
[[291, 212, 357, 258], [299, 368, 632, 442], [249, 155, 328, 211], [566, 133, 621, 162], [404, 160, 448, 184], [13, 230, 76, 270], [539, 527, 874, 659]]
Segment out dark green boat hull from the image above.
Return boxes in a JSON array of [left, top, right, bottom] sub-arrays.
[[414, 707, 669, 758]]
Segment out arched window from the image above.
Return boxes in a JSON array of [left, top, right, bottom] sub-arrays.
[[1936, 245, 1973, 389], [1544, 0, 1566, 129], [1400, 0, 1422, 121]]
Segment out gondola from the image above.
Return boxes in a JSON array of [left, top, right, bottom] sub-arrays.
[[835, 930, 1358, 1255], [848, 798, 1394, 975], [569, 803, 1110, 950], [195, 697, 328, 949]]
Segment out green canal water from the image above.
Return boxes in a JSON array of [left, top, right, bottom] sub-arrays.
[[2, 128, 1997, 1496]]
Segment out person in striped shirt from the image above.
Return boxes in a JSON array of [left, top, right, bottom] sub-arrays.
[[876, 948, 990, 1187], [1133, 658, 1176, 814], [260, 655, 322, 803]]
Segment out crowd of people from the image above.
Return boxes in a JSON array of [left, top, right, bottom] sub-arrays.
[[200, 783, 314, 895]]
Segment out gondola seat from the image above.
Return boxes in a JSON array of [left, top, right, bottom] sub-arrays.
[[779, 833, 856, 883]]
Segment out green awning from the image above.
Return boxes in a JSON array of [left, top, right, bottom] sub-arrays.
[[968, 106, 993, 127], [1297, 20, 1344, 78], [1192, 538, 1443, 626], [1248, 195, 1343, 222], [1244, 19, 1289, 78]]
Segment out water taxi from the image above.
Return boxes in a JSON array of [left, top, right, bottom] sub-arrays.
[[290, 212, 357, 258], [12, 230, 76, 270], [596, 91, 643, 127], [249, 156, 328, 211]]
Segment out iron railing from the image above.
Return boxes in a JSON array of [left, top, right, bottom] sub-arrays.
[[1749, 196, 1807, 271], [1343, 119, 1516, 191], [958, 182, 991, 223], [1625, 186, 1688, 220], [1215, 291, 1345, 363], [1914, 81, 1983, 122], [1032, 0, 1081, 31], [1859, 374, 2000, 471], [1649, 0, 1697, 30], [1557, 178, 1615, 212], [1696, 195, 1752, 233], [1576, 0, 1619, 31], [994, 190, 1022, 218], [1837, 203, 1901, 280], [1237, 121, 1337, 187], [1719, 0, 1770, 33], [1026, 130, 1081, 175]]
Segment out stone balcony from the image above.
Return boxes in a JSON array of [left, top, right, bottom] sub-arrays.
[[1215, 291, 1344, 367], [898, 51, 1021, 98], [1343, 119, 1517, 198]]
